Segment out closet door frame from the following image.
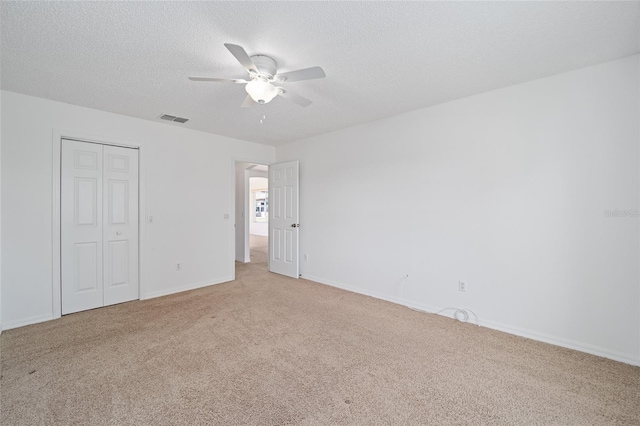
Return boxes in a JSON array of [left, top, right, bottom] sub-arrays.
[[52, 130, 147, 320]]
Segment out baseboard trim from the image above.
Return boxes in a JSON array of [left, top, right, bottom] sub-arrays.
[[301, 274, 640, 367], [302, 273, 431, 310], [476, 317, 640, 366], [2, 278, 234, 331], [3, 314, 55, 331], [141, 276, 233, 300]]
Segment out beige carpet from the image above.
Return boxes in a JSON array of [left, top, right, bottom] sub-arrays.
[[1, 236, 639, 425], [250, 234, 269, 265]]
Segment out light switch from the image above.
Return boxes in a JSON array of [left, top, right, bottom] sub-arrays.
[[148, 215, 154, 223]]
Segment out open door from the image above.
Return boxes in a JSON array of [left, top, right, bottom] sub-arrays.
[[269, 160, 299, 278]]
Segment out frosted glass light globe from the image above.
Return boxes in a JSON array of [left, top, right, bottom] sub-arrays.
[[245, 79, 278, 104]]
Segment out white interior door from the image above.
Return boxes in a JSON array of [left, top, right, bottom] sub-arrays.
[[61, 140, 104, 314], [62, 140, 139, 315], [103, 145, 139, 306], [269, 160, 299, 278]]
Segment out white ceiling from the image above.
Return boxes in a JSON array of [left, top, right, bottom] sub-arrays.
[[1, 1, 639, 146]]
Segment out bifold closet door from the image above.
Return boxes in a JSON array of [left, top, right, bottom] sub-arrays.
[[61, 140, 139, 315], [61, 140, 105, 314], [103, 144, 139, 306]]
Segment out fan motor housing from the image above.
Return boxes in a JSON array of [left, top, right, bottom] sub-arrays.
[[250, 55, 277, 78]]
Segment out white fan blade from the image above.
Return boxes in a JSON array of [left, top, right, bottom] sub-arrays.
[[274, 66, 325, 83], [241, 95, 254, 108], [224, 43, 259, 74], [277, 89, 312, 107], [188, 77, 248, 83]]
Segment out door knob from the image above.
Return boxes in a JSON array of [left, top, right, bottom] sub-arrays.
[[116, 231, 122, 235], [290, 224, 299, 228]]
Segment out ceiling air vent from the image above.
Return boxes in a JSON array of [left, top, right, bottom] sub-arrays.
[[159, 114, 189, 123]]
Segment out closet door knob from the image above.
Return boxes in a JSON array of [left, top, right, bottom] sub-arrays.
[[116, 231, 122, 235]]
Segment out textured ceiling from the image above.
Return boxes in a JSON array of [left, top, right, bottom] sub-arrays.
[[1, 1, 639, 146]]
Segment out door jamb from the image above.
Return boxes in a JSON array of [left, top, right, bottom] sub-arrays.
[[52, 130, 146, 319]]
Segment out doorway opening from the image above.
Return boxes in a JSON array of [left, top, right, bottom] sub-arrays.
[[235, 162, 269, 267], [249, 176, 269, 264]]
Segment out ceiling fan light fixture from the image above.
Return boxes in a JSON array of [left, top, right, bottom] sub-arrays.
[[245, 79, 278, 104], [189, 43, 324, 108]]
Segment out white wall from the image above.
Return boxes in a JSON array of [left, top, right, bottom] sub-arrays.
[[277, 55, 640, 365], [0, 88, 3, 333], [1, 91, 275, 329]]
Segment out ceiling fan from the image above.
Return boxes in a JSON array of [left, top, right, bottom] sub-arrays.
[[189, 43, 326, 108]]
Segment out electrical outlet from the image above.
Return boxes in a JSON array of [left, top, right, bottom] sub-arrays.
[[458, 281, 466, 292], [224, 214, 230, 219], [148, 215, 154, 223], [176, 263, 181, 271], [304, 253, 309, 261]]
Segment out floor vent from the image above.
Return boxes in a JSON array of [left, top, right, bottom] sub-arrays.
[[159, 114, 189, 123]]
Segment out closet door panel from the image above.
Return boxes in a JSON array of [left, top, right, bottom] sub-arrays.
[[103, 145, 139, 306], [61, 140, 104, 314]]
